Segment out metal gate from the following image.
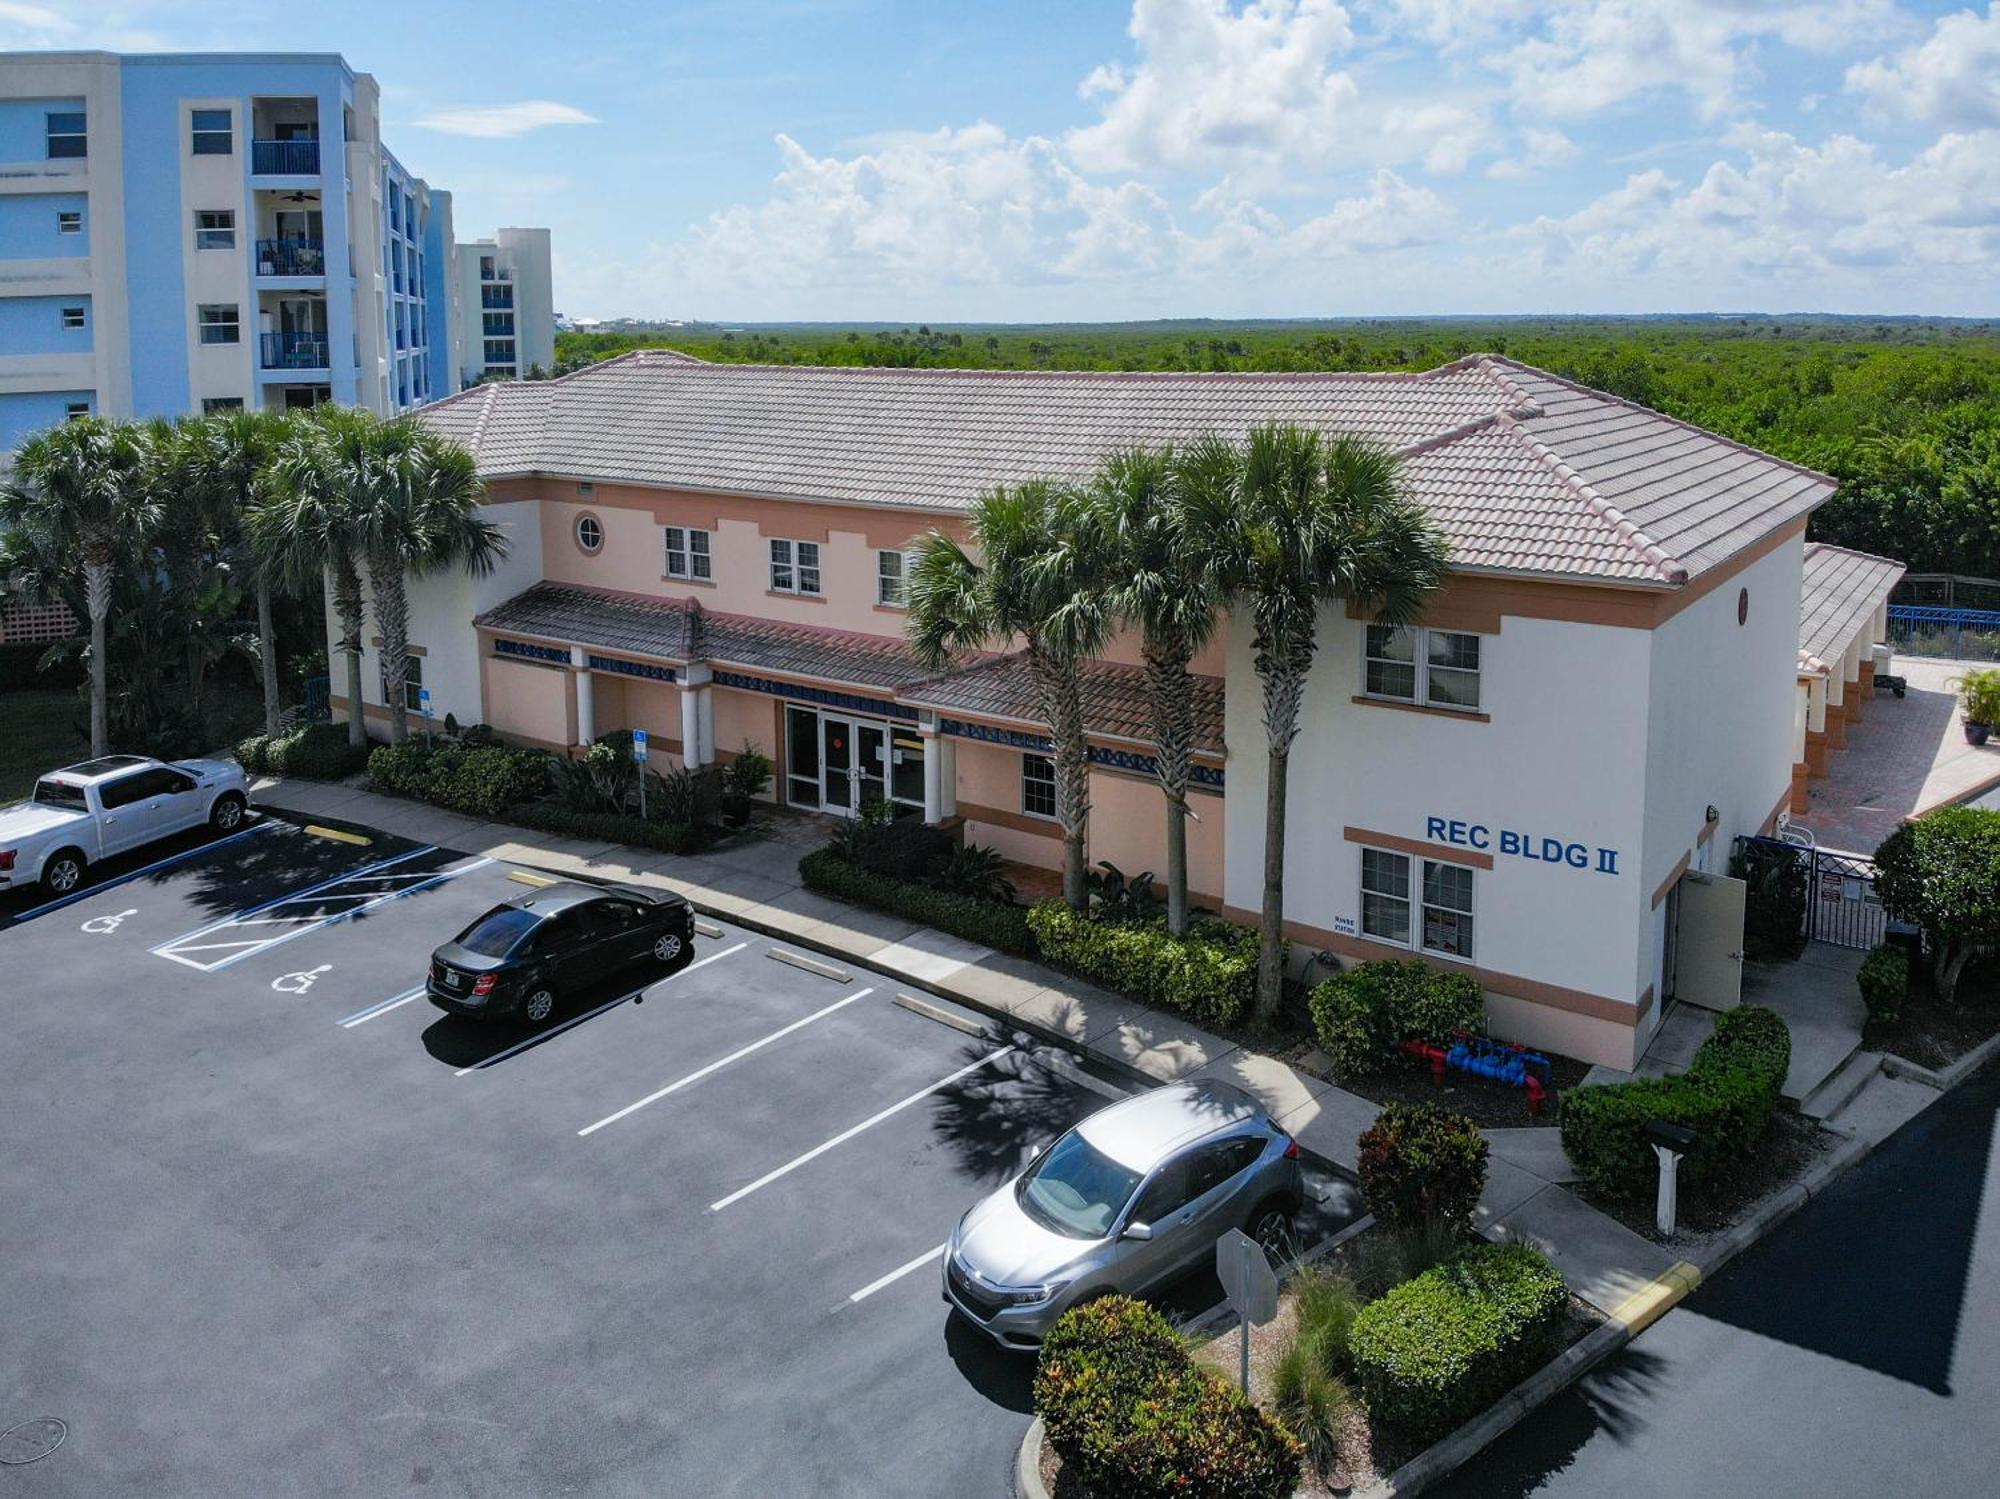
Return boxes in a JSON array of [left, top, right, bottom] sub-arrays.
[[1734, 836, 1886, 950]]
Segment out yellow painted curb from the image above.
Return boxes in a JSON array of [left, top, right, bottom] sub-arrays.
[[1608, 1261, 1703, 1337], [509, 870, 560, 888], [304, 824, 371, 846]]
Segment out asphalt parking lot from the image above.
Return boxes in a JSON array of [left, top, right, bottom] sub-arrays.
[[0, 810, 1359, 1496]]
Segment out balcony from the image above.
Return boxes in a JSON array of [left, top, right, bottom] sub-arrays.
[[483, 317, 515, 337], [252, 139, 320, 176], [260, 330, 330, 370], [254, 239, 325, 277], [481, 287, 514, 310]]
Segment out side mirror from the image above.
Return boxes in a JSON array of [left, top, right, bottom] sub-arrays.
[[1121, 1221, 1153, 1242]]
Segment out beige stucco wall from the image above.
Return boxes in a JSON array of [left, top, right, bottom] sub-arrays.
[[713, 685, 779, 762], [483, 654, 574, 748]]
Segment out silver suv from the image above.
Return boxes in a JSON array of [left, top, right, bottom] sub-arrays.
[[943, 1079, 1302, 1349]]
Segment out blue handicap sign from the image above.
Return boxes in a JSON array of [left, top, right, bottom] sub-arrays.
[[633, 728, 649, 761]]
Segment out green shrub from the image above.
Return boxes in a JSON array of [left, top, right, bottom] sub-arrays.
[[505, 802, 716, 856], [1729, 841, 1808, 961], [429, 745, 550, 817], [931, 843, 1017, 902], [1858, 943, 1910, 1025], [1559, 1004, 1791, 1198], [366, 741, 434, 797], [1035, 1295, 1302, 1499], [266, 723, 371, 780], [1308, 960, 1487, 1079], [1357, 1102, 1490, 1233], [234, 734, 271, 774], [1349, 1243, 1567, 1444], [799, 847, 1037, 956], [1026, 901, 1260, 1028], [833, 803, 956, 881], [1271, 1331, 1354, 1479], [1874, 806, 2000, 1001]]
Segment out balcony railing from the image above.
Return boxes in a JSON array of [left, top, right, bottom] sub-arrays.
[[254, 239, 325, 277], [252, 138, 320, 175], [260, 330, 330, 370], [481, 287, 514, 309], [483, 318, 515, 337]]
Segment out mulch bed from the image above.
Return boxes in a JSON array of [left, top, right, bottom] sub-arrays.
[[1331, 1050, 1594, 1131], [1865, 971, 2000, 1072], [1578, 1108, 1833, 1245]]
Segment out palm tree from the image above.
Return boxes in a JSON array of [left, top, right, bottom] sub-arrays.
[[184, 409, 293, 736], [1, 417, 162, 755], [1092, 442, 1230, 935], [351, 421, 503, 742], [907, 480, 1117, 909], [1205, 424, 1450, 1026]]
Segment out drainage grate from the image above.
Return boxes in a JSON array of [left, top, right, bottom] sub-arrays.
[[0, 1417, 65, 1465]]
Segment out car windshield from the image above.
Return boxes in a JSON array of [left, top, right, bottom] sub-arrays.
[[1016, 1130, 1143, 1240], [456, 907, 541, 957], [31, 779, 87, 812]]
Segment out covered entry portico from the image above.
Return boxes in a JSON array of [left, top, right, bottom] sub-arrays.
[[781, 703, 927, 818]]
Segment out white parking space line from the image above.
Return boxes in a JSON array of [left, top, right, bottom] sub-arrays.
[[579, 976, 870, 1137], [454, 940, 750, 1077], [338, 986, 426, 1028], [9, 820, 277, 925], [848, 1243, 947, 1304], [710, 1044, 1016, 1213]]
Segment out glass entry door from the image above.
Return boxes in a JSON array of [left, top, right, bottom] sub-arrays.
[[784, 704, 919, 819], [821, 715, 854, 812], [854, 722, 888, 807]]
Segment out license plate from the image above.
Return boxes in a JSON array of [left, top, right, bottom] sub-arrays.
[[445, 971, 461, 988]]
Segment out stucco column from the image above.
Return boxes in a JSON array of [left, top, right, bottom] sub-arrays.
[[1804, 674, 1830, 778], [679, 665, 712, 767], [570, 645, 594, 745], [919, 713, 943, 822]]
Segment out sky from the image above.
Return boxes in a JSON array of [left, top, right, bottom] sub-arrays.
[[11, 0, 2000, 321]]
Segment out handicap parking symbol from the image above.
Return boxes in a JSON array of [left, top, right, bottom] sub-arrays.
[[80, 909, 137, 935], [271, 965, 333, 995]]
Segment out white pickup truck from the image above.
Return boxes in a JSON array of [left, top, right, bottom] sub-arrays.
[[0, 754, 253, 895]]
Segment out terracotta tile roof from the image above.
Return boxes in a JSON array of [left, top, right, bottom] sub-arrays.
[[420, 352, 1835, 588], [901, 652, 1226, 753], [475, 582, 699, 660], [699, 610, 930, 694], [1798, 543, 1906, 676]]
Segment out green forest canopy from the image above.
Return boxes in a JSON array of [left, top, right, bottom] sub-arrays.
[[553, 317, 2000, 582]]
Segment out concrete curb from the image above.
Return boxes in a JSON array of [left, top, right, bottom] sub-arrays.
[[1015, 1417, 1049, 1499], [1881, 1027, 2000, 1093]]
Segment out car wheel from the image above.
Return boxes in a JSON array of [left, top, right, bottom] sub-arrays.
[[652, 931, 685, 964], [1249, 1200, 1296, 1261], [523, 986, 558, 1024], [210, 792, 247, 832], [42, 848, 87, 895]]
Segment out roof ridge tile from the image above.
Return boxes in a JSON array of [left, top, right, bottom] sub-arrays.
[[1494, 413, 1690, 585]]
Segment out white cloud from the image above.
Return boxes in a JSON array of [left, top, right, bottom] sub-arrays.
[[1290, 168, 1457, 251], [412, 101, 601, 139], [0, 0, 175, 50], [1486, 125, 1579, 178], [1847, 4, 2000, 129]]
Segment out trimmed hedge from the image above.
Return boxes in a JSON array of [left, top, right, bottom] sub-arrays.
[[366, 741, 550, 818], [1026, 901, 1261, 1029], [799, 847, 1036, 956], [237, 723, 371, 781], [1035, 1295, 1303, 1499], [1349, 1243, 1567, 1444], [505, 801, 716, 856], [1309, 959, 1487, 1079], [1357, 1102, 1490, 1232], [1857, 943, 1909, 1025], [1559, 1005, 1792, 1198]]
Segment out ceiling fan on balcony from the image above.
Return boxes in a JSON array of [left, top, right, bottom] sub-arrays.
[[273, 189, 320, 204]]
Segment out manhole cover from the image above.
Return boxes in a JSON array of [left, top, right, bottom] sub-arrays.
[[0, 1418, 66, 1465]]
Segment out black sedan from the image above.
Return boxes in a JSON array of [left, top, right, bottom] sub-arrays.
[[428, 882, 695, 1023]]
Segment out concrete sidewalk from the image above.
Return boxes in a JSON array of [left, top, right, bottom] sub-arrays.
[[253, 772, 1675, 1317]]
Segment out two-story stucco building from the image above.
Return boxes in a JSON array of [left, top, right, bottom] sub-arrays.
[[348, 350, 1901, 1071]]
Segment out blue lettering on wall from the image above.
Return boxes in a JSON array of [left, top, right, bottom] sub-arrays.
[[1429, 816, 1621, 878]]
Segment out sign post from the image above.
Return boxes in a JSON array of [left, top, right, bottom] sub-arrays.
[[1215, 1228, 1280, 1396], [418, 687, 433, 750], [633, 728, 649, 820]]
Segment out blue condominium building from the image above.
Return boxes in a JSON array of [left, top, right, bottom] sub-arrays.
[[0, 51, 474, 451]]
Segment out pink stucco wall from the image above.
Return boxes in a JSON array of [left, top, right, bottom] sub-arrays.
[[484, 654, 574, 748]]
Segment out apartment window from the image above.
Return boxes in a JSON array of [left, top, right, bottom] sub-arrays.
[[877, 549, 909, 608], [664, 526, 713, 581], [202, 397, 244, 414], [46, 111, 86, 159], [197, 304, 240, 345], [194, 210, 235, 250], [484, 339, 515, 364], [574, 513, 603, 554], [59, 305, 85, 331], [1359, 847, 1475, 961], [65, 401, 91, 421], [1364, 625, 1482, 712], [769, 538, 821, 595], [382, 653, 424, 712], [57, 210, 82, 235], [190, 108, 232, 155], [1022, 754, 1058, 820]]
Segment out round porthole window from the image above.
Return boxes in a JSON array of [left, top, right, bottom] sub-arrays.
[[574, 513, 603, 554], [1737, 587, 1749, 626]]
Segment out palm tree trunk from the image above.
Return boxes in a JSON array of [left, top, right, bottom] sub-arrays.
[[1254, 632, 1313, 1027], [1028, 644, 1092, 910], [332, 560, 367, 749], [257, 575, 281, 737], [84, 555, 112, 757], [1143, 633, 1196, 935], [371, 556, 411, 745]]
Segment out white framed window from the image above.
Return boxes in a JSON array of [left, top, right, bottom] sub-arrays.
[[1022, 753, 1058, 820], [1359, 847, 1476, 961], [382, 653, 424, 712], [46, 111, 85, 159], [769, 538, 821, 595], [190, 108, 233, 156], [197, 304, 239, 345], [1364, 624, 1482, 711], [57, 210, 82, 235], [59, 305, 85, 331], [664, 526, 713, 581], [194, 210, 234, 250], [877, 549, 909, 607], [574, 513, 603, 553]]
